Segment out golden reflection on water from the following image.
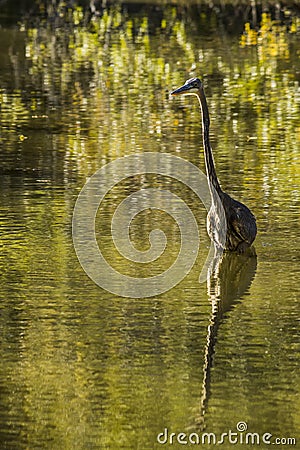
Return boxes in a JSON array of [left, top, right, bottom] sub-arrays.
[[0, 5, 299, 449]]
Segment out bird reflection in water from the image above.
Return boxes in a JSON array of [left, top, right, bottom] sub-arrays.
[[195, 251, 257, 429]]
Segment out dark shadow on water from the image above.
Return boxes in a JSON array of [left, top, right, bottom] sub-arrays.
[[195, 250, 257, 430]]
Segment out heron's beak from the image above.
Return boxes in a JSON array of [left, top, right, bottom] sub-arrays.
[[171, 83, 192, 96]]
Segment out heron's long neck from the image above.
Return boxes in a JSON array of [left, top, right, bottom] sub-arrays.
[[197, 89, 221, 194]]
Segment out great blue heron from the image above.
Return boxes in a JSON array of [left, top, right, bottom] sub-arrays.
[[171, 77, 257, 253]]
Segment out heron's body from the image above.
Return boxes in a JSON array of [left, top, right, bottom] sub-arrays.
[[171, 77, 257, 253], [219, 191, 256, 252]]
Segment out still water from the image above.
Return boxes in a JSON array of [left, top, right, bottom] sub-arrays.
[[0, 4, 299, 449]]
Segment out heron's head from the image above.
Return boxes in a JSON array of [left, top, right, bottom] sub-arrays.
[[171, 77, 203, 96]]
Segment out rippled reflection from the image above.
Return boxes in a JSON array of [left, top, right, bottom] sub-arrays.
[[196, 252, 257, 429]]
